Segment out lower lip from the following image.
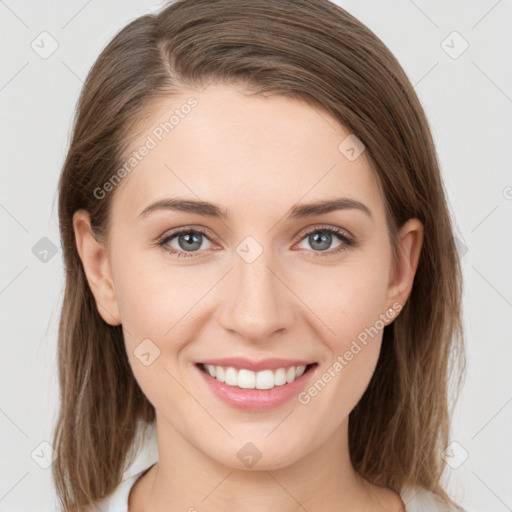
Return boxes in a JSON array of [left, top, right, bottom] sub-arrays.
[[196, 364, 316, 411]]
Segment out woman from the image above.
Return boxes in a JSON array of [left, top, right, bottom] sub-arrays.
[[52, 0, 466, 510]]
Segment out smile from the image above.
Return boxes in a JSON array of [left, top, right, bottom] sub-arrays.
[[199, 363, 314, 389], [195, 359, 318, 411]]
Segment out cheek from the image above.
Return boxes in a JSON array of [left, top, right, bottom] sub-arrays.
[[294, 254, 390, 345], [112, 247, 189, 337], [111, 248, 212, 392], [112, 251, 196, 406], [292, 253, 390, 407], [295, 269, 388, 436], [306, 259, 390, 413]]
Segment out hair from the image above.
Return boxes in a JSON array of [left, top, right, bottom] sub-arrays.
[[52, 0, 466, 510]]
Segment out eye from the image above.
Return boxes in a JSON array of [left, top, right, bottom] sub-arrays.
[[294, 225, 356, 258], [157, 227, 215, 258]]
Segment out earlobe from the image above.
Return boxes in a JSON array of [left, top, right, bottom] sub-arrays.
[[386, 218, 424, 310], [72, 209, 121, 326]]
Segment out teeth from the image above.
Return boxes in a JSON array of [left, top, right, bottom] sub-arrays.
[[239, 369, 256, 389], [274, 368, 287, 386], [205, 364, 216, 378], [255, 369, 273, 390], [225, 367, 238, 386], [295, 365, 306, 378], [203, 364, 308, 389]]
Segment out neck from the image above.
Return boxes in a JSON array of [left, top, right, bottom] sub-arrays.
[[130, 417, 398, 512]]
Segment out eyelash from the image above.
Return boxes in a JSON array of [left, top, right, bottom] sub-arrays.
[[156, 225, 357, 259]]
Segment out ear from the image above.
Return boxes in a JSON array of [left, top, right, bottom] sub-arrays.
[[73, 209, 121, 326], [386, 217, 424, 312]]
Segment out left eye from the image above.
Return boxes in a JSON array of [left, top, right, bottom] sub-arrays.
[[157, 226, 355, 258], [158, 228, 214, 257]]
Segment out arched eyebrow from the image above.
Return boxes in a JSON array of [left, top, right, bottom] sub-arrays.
[[137, 197, 373, 221]]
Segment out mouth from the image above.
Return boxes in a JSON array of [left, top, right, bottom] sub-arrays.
[[196, 362, 318, 390], [194, 359, 318, 411]]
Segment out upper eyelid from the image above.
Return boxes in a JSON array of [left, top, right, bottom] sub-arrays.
[[160, 226, 217, 243], [295, 224, 352, 239]]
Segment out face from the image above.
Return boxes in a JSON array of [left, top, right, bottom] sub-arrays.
[[74, 83, 422, 471]]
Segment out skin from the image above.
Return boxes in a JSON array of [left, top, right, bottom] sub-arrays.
[[74, 83, 423, 511]]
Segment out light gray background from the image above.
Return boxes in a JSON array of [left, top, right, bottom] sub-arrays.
[[1, 1, 511, 511]]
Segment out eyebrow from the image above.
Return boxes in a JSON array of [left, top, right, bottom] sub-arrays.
[[137, 197, 373, 221]]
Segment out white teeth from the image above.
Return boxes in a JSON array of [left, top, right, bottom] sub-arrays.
[[256, 369, 274, 389], [225, 367, 238, 386], [295, 365, 306, 377], [274, 367, 287, 386], [205, 364, 216, 377], [203, 364, 308, 389], [238, 369, 256, 389]]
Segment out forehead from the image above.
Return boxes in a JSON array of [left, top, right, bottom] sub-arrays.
[[111, 84, 384, 225]]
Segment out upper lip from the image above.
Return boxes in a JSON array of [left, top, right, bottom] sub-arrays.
[[197, 358, 315, 372]]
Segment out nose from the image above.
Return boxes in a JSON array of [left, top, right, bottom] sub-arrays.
[[217, 244, 295, 343]]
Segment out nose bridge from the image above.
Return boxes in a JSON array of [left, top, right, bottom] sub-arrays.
[[218, 238, 293, 341]]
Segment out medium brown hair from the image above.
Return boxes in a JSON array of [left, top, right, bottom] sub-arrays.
[[53, 0, 466, 510]]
